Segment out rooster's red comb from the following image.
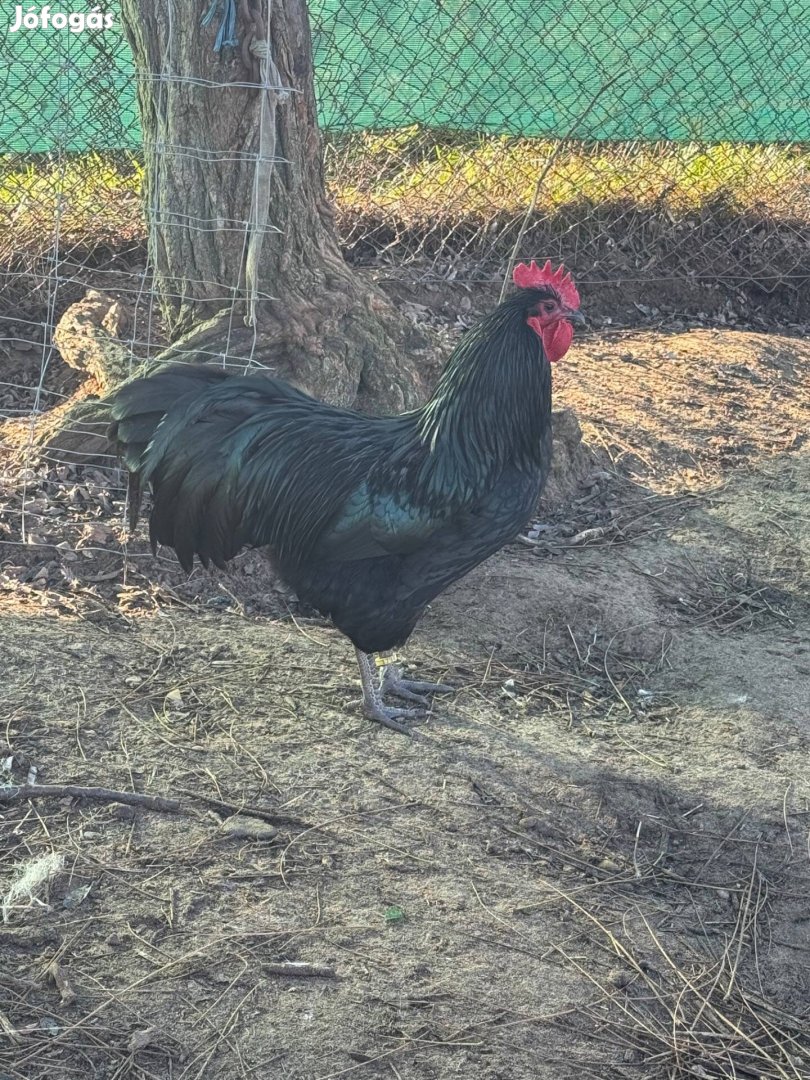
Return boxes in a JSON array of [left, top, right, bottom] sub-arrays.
[[512, 260, 580, 309]]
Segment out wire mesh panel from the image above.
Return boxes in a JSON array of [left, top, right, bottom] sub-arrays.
[[0, 0, 808, 604], [1, 0, 808, 301], [1, 12, 140, 597]]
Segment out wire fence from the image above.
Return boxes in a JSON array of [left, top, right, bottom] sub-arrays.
[[0, 0, 809, 598], [317, 1, 809, 296], [1, 1, 809, 301]]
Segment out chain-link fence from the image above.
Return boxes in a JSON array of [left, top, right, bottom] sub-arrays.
[[0, 1, 809, 602], [317, 1, 809, 295], [2, 1, 809, 310]]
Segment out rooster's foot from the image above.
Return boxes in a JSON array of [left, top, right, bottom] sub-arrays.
[[363, 701, 424, 735], [380, 665, 454, 704], [355, 648, 439, 734], [355, 648, 455, 734]]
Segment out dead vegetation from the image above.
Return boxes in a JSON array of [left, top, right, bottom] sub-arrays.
[[1, 549, 808, 1078], [1, 298, 810, 1079]]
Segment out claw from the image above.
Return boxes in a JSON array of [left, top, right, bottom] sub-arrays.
[[396, 677, 454, 695], [362, 701, 423, 735], [381, 664, 453, 703], [382, 679, 430, 705], [354, 649, 454, 734]]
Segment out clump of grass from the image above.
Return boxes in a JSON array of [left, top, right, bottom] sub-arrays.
[[2, 851, 64, 923], [555, 878, 809, 1080]]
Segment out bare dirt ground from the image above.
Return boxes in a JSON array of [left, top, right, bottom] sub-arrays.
[[1, 312, 809, 1079]]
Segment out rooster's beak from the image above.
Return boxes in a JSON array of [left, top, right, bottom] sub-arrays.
[[566, 309, 586, 328]]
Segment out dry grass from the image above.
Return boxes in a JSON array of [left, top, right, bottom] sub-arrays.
[[326, 132, 810, 283], [0, 152, 143, 269], [2, 268, 810, 1080], [329, 131, 808, 221], [1, 438, 809, 1077], [2, 136, 809, 295], [554, 882, 808, 1080], [1, 521, 808, 1078]]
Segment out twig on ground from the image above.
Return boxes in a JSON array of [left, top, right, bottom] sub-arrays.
[[47, 959, 77, 1006], [262, 961, 337, 978], [0, 1010, 22, 1044], [0, 972, 42, 993], [0, 783, 182, 814], [1, 782, 312, 833], [175, 788, 309, 828]]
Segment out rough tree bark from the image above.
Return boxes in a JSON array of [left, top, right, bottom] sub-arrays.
[[118, 0, 428, 408]]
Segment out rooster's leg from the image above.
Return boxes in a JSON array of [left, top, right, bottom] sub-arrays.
[[354, 648, 422, 734], [379, 663, 454, 703]]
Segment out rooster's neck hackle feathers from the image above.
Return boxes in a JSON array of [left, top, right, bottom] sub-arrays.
[[412, 290, 552, 502]]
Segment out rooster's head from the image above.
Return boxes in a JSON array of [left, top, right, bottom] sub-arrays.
[[512, 260, 584, 363]]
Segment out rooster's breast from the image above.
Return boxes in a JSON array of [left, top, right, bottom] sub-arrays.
[[284, 466, 543, 654]]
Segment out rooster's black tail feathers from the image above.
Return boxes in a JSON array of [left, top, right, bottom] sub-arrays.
[[108, 364, 232, 532], [107, 363, 377, 572]]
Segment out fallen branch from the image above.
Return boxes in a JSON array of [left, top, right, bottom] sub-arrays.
[[0, 784, 182, 814], [176, 788, 310, 829], [517, 533, 556, 549], [1, 783, 312, 829]]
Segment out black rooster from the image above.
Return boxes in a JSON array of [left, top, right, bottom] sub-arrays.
[[109, 261, 583, 731]]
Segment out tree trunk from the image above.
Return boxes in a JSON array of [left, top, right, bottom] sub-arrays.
[[18, 0, 432, 462], [116, 0, 427, 411]]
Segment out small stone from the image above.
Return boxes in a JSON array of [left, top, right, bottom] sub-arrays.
[[128, 1028, 156, 1052], [218, 817, 278, 842]]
